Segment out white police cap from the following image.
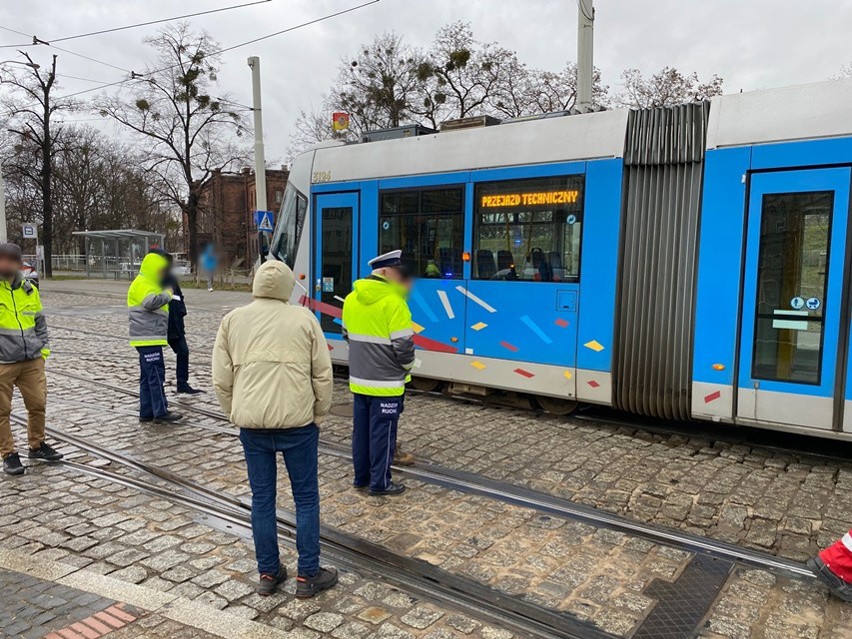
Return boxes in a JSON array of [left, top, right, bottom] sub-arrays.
[[368, 250, 403, 269]]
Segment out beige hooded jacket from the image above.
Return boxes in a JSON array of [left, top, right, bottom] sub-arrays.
[[212, 260, 333, 429]]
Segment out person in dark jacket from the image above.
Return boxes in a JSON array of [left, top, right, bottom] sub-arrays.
[[151, 249, 202, 395]]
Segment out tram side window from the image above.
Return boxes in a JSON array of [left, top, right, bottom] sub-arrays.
[[379, 187, 465, 279], [474, 175, 584, 282], [271, 184, 308, 268]]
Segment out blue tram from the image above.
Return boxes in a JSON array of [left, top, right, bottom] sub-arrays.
[[270, 79, 852, 440]]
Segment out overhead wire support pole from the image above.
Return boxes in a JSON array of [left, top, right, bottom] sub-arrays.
[[247, 56, 268, 262], [577, 0, 594, 112]]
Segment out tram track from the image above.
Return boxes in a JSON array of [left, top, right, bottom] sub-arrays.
[[15, 415, 610, 639], [45, 368, 813, 579]]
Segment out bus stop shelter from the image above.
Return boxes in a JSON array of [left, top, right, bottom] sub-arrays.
[[72, 230, 165, 280]]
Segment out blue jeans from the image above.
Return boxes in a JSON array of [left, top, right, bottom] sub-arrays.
[[239, 425, 320, 576], [352, 394, 401, 492], [136, 346, 168, 419]]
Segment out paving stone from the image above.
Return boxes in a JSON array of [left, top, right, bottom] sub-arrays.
[[305, 612, 345, 633]]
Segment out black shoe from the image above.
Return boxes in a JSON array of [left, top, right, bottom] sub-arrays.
[[154, 412, 183, 423], [139, 416, 154, 423], [295, 567, 338, 598], [808, 557, 852, 602], [369, 482, 406, 496], [257, 566, 287, 596], [3, 452, 24, 475], [177, 385, 203, 395], [353, 483, 368, 492], [28, 442, 63, 462]]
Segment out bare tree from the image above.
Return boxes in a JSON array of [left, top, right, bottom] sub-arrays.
[[1, 52, 77, 276], [97, 23, 246, 267], [335, 32, 426, 132], [617, 66, 723, 108], [416, 22, 511, 123]]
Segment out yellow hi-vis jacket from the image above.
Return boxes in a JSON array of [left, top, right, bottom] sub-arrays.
[[0, 274, 49, 363], [127, 252, 172, 347], [342, 275, 415, 397]]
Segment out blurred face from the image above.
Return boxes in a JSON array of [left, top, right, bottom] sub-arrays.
[[381, 267, 413, 293], [0, 255, 21, 279]]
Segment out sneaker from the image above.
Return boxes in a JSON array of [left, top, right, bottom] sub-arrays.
[[154, 412, 183, 423], [28, 442, 63, 462], [3, 452, 24, 475], [807, 557, 852, 602], [139, 416, 154, 423], [177, 385, 203, 395], [369, 482, 406, 496], [257, 566, 287, 596], [295, 567, 338, 598], [394, 450, 415, 466], [207, 288, 214, 292]]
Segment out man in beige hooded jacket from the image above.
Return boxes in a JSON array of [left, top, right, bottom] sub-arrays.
[[213, 260, 336, 598]]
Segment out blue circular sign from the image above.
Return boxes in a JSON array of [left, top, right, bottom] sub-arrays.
[[790, 297, 805, 310]]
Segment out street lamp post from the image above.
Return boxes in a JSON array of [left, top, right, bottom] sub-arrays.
[[0, 60, 41, 245]]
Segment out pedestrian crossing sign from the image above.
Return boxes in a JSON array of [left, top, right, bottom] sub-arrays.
[[254, 210, 274, 232]]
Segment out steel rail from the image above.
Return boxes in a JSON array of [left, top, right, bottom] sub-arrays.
[[42, 370, 815, 579], [34, 422, 611, 639]]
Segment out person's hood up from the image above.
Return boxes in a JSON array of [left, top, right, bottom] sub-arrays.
[[252, 260, 295, 302], [139, 252, 169, 282], [352, 276, 405, 306]]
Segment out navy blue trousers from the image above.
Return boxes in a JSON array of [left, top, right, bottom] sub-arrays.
[[168, 336, 190, 387], [136, 346, 168, 419], [352, 393, 403, 492]]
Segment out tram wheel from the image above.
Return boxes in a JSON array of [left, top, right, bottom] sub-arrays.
[[534, 395, 579, 415], [409, 377, 442, 392]]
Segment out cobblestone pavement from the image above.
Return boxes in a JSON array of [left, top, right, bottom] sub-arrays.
[[0, 286, 847, 638]]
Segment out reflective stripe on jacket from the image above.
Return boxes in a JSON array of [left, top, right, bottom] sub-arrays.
[[0, 274, 48, 363], [342, 275, 415, 397], [127, 253, 172, 347]]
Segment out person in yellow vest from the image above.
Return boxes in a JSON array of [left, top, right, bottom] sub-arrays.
[[0, 243, 62, 476], [342, 250, 415, 496], [127, 251, 182, 424]]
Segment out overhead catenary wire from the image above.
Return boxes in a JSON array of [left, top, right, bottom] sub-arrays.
[[57, 0, 382, 100], [0, 25, 132, 74], [0, 0, 273, 48]]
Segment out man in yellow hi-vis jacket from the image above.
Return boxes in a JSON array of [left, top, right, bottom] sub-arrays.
[[127, 251, 182, 424], [0, 243, 62, 476], [342, 250, 415, 496]]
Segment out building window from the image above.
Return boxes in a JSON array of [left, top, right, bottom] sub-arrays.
[[275, 190, 283, 204], [380, 187, 465, 279], [474, 175, 584, 282]]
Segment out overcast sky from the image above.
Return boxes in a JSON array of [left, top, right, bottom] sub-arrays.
[[2, 0, 852, 163]]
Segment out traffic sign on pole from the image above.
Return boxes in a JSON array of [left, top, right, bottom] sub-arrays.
[[254, 210, 274, 232]]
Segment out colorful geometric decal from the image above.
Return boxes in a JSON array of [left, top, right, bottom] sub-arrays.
[[704, 390, 722, 404], [456, 286, 497, 313], [300, 295, 459, 354], [437, 290, 455, 319], [328, 344, 334, 351], [520, 315, 553, 344], [471, 322, 488, 331], [514, 368, 535, 378], [587, 380, 600, 388], [584, 340, 605, 353], [500, 341, 519, 352], [410, 290, 438, 322], [563, 370, 573, 380], [411, 321, 426, 334], [471, 361, 487, 370], [555, 318, 569, 328]]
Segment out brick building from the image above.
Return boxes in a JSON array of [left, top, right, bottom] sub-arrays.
[[192, 167, 289, 269]]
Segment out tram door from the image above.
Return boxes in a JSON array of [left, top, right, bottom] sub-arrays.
[[737, 168, 851, 430], [314, 192, 359, 335]]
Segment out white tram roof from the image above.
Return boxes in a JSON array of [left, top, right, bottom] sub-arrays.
[[707, 78, 852, 149], [311, 108, 629, 184], [308, 78, 852, 185]]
